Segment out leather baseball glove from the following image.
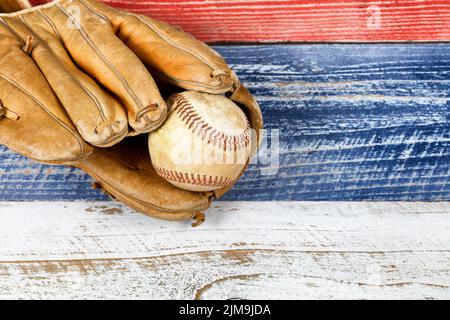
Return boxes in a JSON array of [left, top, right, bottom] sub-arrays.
[[0, 0, 263, 226]]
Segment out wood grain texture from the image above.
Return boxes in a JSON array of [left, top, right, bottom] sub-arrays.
[[1, 44, 449, 201], [30, 0, 450, 42], [0, 201, 449, 299]]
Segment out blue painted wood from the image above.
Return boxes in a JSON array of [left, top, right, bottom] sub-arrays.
[[0, 44, 449, 201]]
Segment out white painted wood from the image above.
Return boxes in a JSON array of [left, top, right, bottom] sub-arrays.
[[0, 201, 449, 299]]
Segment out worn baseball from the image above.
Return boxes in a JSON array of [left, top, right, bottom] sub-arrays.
[[148, 91, 251, 192]]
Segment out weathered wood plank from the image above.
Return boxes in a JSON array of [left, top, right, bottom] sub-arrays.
[[1, 44, 449, 201], [0, 201, 448, 299], [30, 0, 450, 42]]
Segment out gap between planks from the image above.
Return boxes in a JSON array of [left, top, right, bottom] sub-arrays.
[[0, 201, 449, 299]]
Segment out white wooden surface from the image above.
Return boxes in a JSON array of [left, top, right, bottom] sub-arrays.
[[0, 201, 449, 299]]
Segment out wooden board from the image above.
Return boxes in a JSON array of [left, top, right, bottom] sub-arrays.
[[1, 44, 449, 201], [0, 201, 448, 299], [30, 0, 450, 42]]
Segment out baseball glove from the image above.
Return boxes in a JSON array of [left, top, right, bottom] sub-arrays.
[[0, 0, 263, 226]]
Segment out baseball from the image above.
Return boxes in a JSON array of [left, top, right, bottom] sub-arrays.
[[148, 91, 251, 192]]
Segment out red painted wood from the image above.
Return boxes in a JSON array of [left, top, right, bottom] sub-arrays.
[[29, 0, 450, 42]]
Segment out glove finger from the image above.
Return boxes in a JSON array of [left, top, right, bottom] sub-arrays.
[[42, 1, 167, 134], [0, 21, 92, 162], [83, 0, 238, 94], [6, 13, 129, 147]]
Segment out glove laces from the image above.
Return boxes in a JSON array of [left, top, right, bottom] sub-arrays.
[[136, 103, 159, 121], [0, 100, 19, 121], [210, 69, 229, 78], [211, 69, 240, 90]]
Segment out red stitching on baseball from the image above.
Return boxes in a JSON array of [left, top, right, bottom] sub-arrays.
[[154, 166, 235, 187], [172, 94, 251, 151]]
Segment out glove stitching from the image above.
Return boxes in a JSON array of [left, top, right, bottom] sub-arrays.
[[79, 83, 111, 135], [56, 3, 145, 115], [37, 10, 64, 45], [78, 0, 110, 26], [0, 72, 85, 155]]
